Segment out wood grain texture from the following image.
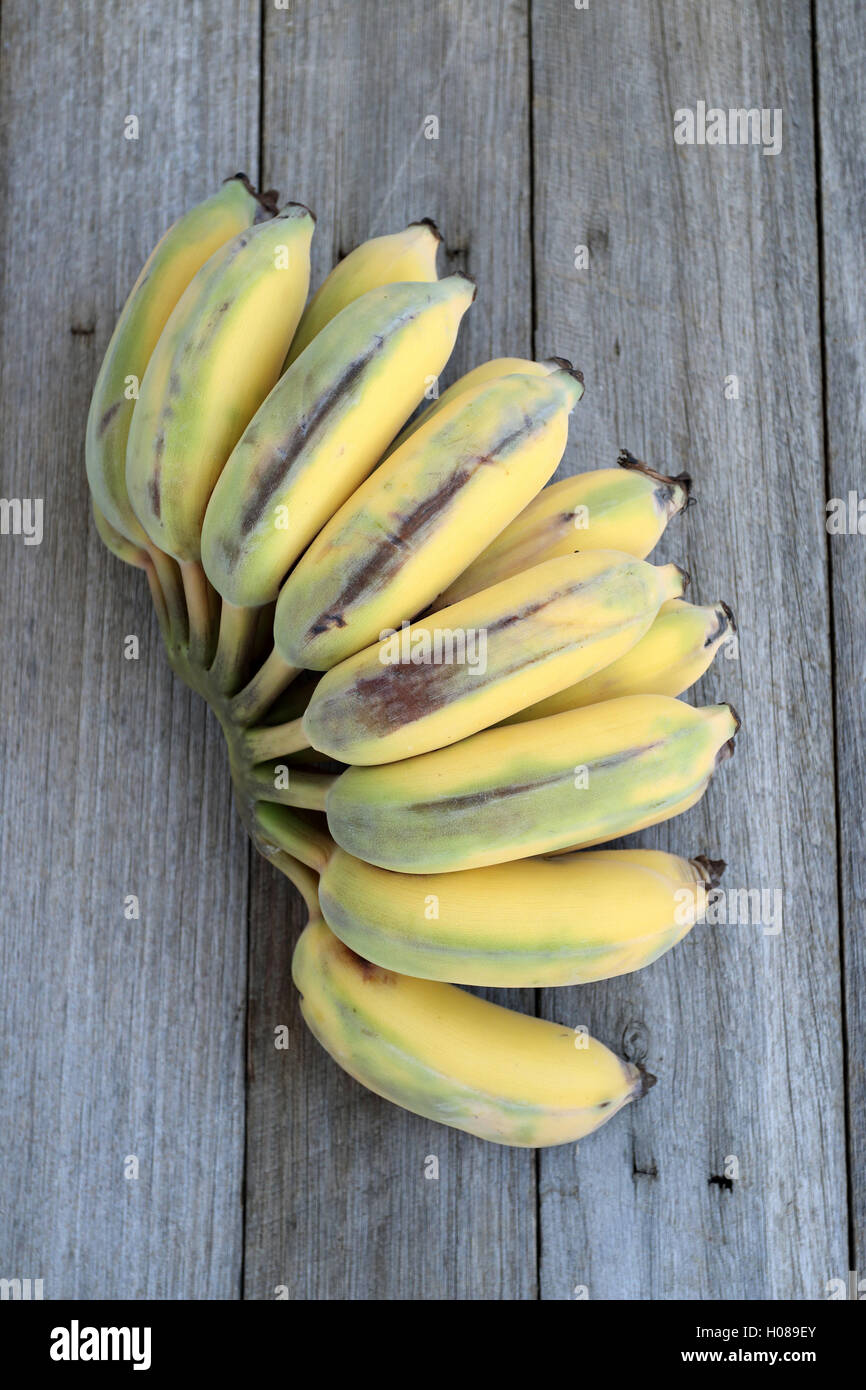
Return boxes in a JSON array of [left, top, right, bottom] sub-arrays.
[[816, 0, 866, 1279], [0, 0, 857, 1303], [0, 0, 258, 1298], [530, 0, 848, 1299], [243, 0, 538, 1300]]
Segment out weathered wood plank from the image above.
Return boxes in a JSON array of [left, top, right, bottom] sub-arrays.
[[244, 0, 537, 1300], [816, 0, 866, 1282], [0, 0, 259, 1298], [531, 0, 847, 1299]]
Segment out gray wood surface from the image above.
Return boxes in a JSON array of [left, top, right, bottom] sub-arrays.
[[816, 0, 866, 1283], [0, 0, 258, 1299], [531, 0, 848, 1299], [0, 0, 859, 1301]]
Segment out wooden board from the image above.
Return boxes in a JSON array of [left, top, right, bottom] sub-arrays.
[[243, 0, 538, 1301], [0, 0, 859, 1301], [816, 0, 866, 1284], [530, 0, 848, 1299], [0, 0, 258, 1299]]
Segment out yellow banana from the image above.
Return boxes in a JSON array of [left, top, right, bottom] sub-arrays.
[[383, 354, 572, 458], [86, 174, 268, 549], [511, 597, 737, 719], [324, 694, 739, 873], [256, 803, 722, 987], [284, 219, 441, 367], [292, 915, 653, 1147], [272, 365, 585, 672], [249, 550, 687, 765], [319, 845, 718, 986], [126, 203, 315, 564], [201, 276, 475, 608], [439, 451, 691, 605]]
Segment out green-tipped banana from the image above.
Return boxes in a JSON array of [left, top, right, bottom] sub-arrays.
[[86, 174, 268, 548], [262, 551, 687, 765], [201, 276, 475, 607], [511, 598, 737, 719], [324, 694, 739, 873], [273, 365, 585, 672], [126, 203, 315, 563], [439, 451, 691, 605], [284, 219, 441, 367], [292, 916, 652, 1146]]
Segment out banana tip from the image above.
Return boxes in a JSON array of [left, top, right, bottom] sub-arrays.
[[617, 451, 694, 512], [673, 562, 691, 593], [544, 355, 574, 372], [675, 473, 696, 512], [458, 271, 478, 302], [692, 854, 727, 888], [409, 216, 443, 242], [280, 200, 317, 223], [635, 1066, 657, 1099], [724, 701, 742, 733], [718, 599, 737, 634], [228, 173, 281, 219]]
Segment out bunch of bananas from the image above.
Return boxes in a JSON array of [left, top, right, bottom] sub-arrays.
[[87, 175, 740, 1149]]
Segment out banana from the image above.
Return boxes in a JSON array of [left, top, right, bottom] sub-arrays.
[[382, 354, 572, 458], [126, 203, 315, 564], [324, 694, 739, 873], [201, 276, 475, 608], [256, 803, 722, 986], [439, 451, 691, 605], [251, 550, 687, 765], [284, 220, 441, 367], [272, 365, 585, 672], [320, 846, 718, 986], [86, 174, 268, 548], [511, 597, 737, 719], [292, 915, 653, 1146]]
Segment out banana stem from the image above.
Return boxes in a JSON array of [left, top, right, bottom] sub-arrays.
[[254, 803, 334, 873], [244, 716, 309, 763], [180, 560, 216, 667], [147, 545, 188, 645], [210, 600, 261, 696], [268, 849, 321, 920], [142, 558, 171, 642], [229, 646, 300, 725], [249, 765, 336, 812]]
